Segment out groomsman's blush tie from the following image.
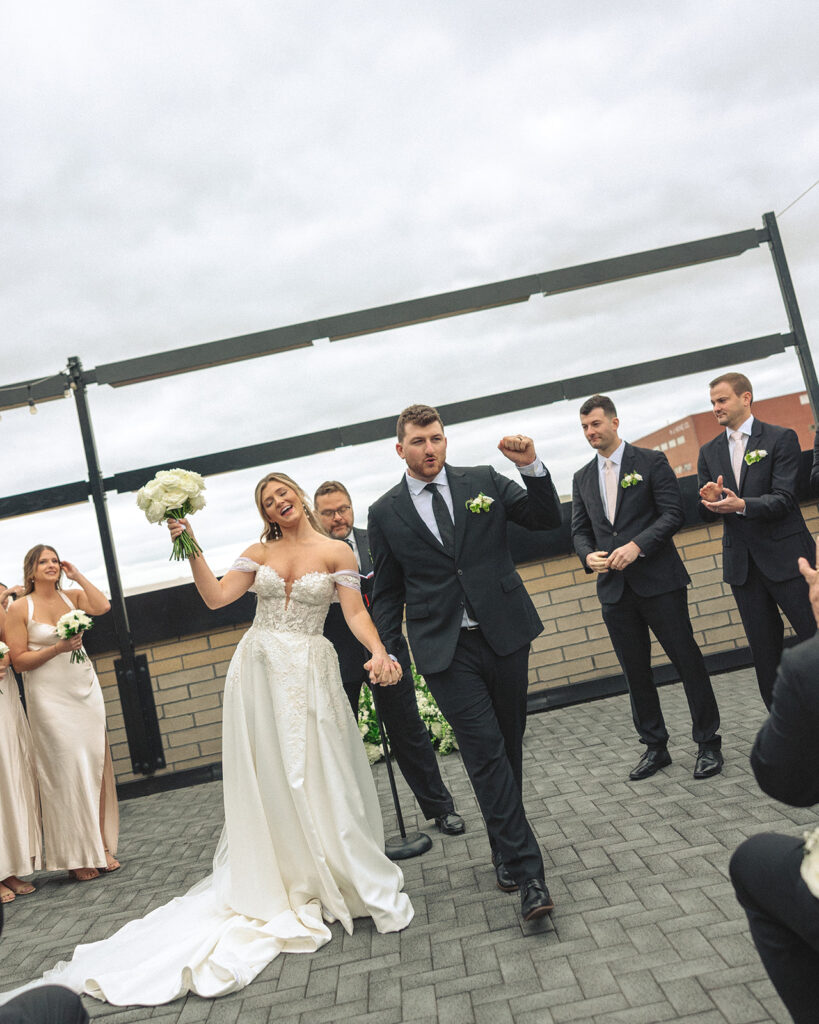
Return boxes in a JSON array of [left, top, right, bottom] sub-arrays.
[[424, 483, 455, 553], [731, 430, 745, 485], [604, 459, 618, 523]]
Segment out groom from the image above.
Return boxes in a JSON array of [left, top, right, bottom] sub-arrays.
[[368, 403, 562, 921]]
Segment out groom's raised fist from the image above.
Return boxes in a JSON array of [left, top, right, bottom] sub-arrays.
[[498, 434, 536, 467]]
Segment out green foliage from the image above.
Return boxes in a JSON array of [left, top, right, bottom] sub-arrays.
[[356, 666, 458, 764]]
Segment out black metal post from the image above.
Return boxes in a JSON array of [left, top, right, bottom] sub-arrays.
[[67, 356, 165, 775], [369, 684, 432, 860], [763, 211, 819, 422]]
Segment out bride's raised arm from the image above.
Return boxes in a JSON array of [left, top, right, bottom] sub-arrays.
[[168, 518, 257, 610]]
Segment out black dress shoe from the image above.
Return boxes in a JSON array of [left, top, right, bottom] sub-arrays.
[[629, 747, 671, 781], [491, 853, 518, 893], [693, 748, 724, 779], [434, 812, 465, 836], [520, 879, 554, 921]]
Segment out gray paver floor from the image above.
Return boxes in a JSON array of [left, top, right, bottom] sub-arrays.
[[1, 667, 804, 1023]]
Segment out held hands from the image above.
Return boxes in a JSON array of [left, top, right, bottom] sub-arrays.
[[586, 542, 641, 573], [699, 475, 747, 515], [498, 434, 537, 467], [364, 652, 403, 687]]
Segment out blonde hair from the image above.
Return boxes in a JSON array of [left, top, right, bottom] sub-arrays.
[[22, 544, 62, 595], [254, 472, 325, 542]]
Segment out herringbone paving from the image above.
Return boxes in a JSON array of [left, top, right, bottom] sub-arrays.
[[1, 667, 804, 1022]]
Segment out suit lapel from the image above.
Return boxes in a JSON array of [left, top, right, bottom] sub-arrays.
[[715, 431, 737, 490], [390, 477, 450, 555], [579, 458, 606, 522], [738, 420, 763, 493], [354, 527, 372, 575], [447, 467, 470, 558]]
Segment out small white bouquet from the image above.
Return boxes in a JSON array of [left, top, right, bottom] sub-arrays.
[[136, 468, 206, 561], [56, 609, 93, 664], [0, 640, 8, 693]]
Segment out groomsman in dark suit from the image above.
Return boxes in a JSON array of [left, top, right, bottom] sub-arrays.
[[572, 395, 722, 782], [368, 404, 562, 922], [697, 371, 815, 708], [314, 480, 464, 836], [730, 541, 819, 1024]]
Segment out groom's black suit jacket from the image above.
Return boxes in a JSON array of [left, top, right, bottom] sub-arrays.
[[368, 463, 562, 676], [571, 444, 690, 603], [697, 419, 814, 586]]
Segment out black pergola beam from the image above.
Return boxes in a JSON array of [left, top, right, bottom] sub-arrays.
[[90, 228, 763, 388], [0, 481, 91, 519], [0, 372, 70, 413], [102, 330, 789, 494]]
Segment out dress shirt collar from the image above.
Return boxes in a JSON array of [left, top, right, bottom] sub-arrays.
[[596, 440, 626, 471], [725, 415, 754, 440], [405, 466, 448, 496]]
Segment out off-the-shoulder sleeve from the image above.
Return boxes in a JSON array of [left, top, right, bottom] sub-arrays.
[[332, 570, 361, 592], [230, 556, 260, 573]]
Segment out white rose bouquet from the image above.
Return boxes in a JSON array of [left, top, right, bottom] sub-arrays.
[[0, 640, 8, 693], [136, 468, 206, 561], [56, 609, 94, 664]]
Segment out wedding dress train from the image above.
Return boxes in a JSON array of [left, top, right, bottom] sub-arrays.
[[0, 564, 412, 1007]]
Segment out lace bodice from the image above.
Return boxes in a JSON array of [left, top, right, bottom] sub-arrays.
[[232, 560, 360, 636]]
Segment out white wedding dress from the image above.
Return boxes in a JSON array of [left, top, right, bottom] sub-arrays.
[[0, 563, 413, 1007]]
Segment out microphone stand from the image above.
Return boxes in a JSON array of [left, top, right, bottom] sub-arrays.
[[369, 682, 432, 860]]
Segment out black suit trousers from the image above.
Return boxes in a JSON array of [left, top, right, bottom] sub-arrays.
[[424, 630, 544, 885], [731, 559, 816, 709], [343, 672, 454, 821], [601, 584, 720, 750], [0, 986, 89, 1024], [731, 833, 819, 1024]]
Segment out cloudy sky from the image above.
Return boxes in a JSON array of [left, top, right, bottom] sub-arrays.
[[2, 0, 818, 593]]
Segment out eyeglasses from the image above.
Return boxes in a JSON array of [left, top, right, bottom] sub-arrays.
[[318, 505, 352, 519]]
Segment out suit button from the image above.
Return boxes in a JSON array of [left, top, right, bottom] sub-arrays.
[[612, 531, 618, 537], [456, 569, 463, 575]]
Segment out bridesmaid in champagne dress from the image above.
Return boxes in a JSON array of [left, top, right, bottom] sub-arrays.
[[0, 590, 42, 904], [5, 547, 119, 881]]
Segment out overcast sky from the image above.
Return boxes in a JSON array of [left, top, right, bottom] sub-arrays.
[[2, 0, 818, 593]]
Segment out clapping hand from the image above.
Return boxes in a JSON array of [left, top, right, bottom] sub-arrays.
[[498, 434, 537, 467], [798, 537, 819, 629]]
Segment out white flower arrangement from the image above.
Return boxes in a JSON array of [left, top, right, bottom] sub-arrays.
[[136, 468, 206, 561], [357, 667, 457, 764], [801, 826, 819, 898], [55, 609, 94, 664], [465, 492, 494, 513], [0, 640, 8, 693], [620, 472, 643, 489], [744, 449, 768, 466]]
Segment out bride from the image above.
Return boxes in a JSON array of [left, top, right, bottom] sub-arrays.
[[0, 471, 413, 1007]]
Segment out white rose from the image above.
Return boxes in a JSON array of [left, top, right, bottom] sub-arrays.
[[802, 828, 819, 898]]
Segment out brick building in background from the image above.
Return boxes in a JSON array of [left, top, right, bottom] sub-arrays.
[[633, 391, 815, 478]]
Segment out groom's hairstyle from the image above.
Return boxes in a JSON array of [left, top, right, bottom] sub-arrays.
[[314, 480, 351, 504], [709, 371, 753, 400], [579, 394, 617, 419], [396, 403, 443, 442]]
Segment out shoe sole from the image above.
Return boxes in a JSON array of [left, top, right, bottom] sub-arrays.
[[496, 880, 519, 893], [693, 766, 723, 779], [522, 901, 554, 921]]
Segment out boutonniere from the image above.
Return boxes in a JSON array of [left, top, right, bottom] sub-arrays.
[[465, 492, 494, 513], [620, 472, 643, 489], [744, 449, 768, 466]]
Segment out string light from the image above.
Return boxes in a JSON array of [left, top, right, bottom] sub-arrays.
[[28, 399, 38, 415]]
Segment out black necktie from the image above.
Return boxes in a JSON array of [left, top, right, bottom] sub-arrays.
[[424, 483, 455, 553], [343, 536, 360, 570]]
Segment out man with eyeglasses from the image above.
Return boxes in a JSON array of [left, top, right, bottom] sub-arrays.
[[314, 481, 464, 837]]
